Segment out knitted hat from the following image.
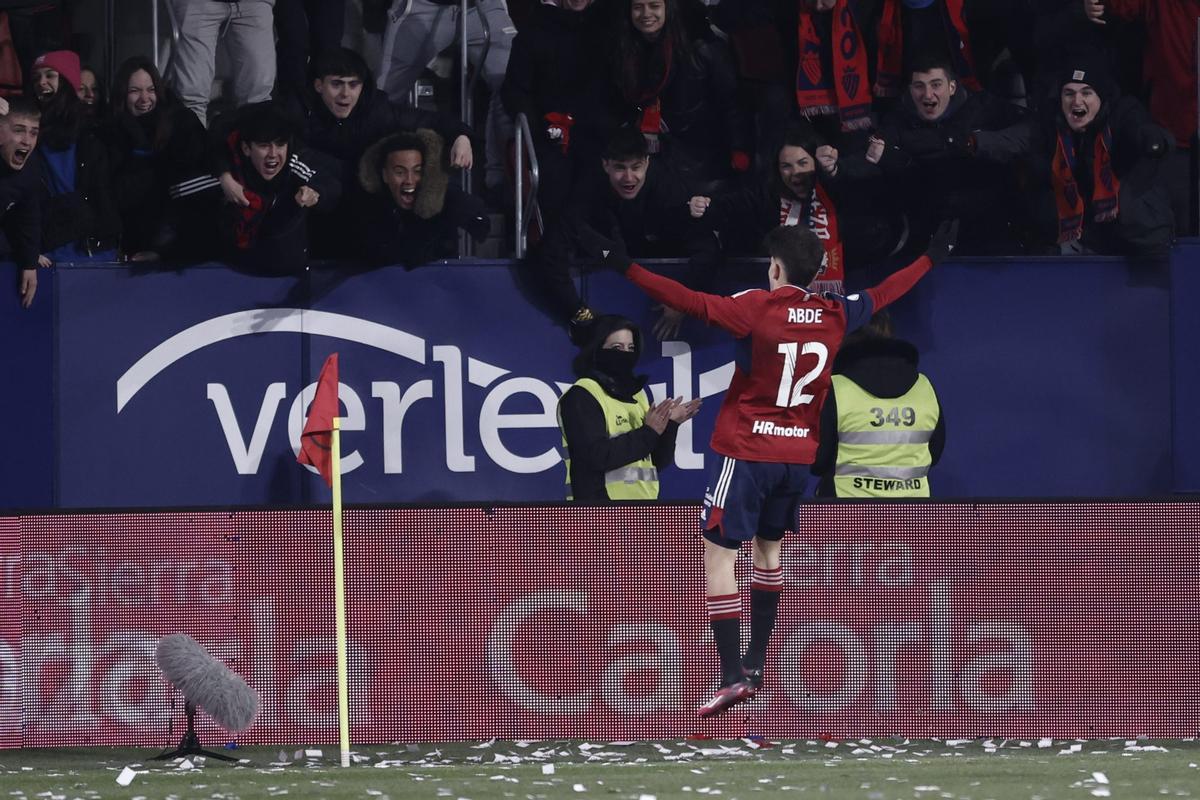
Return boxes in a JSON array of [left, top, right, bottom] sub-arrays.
[[1057, 59, 1116, 103], [32, 50, 82, 91]]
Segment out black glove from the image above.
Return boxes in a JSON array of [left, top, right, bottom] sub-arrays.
[[574, 222, 632, 273], [925, 219, 959, 266]]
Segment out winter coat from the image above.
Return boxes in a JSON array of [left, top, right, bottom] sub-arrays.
[[354, 128, 490, 268], [280, 79, 473, 196], [974, 93, 1174, 256], [610, 37, 751, 186], [39, 129, 121, 252], [501, 1, 615, 154], [215, 131, 341, 274], [100, 98, 210, 255], [0, 155, 43, 270], [869, 86, 1027, 250]]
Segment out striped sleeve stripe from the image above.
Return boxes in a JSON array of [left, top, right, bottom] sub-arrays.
[[712, 456, 736, 508], [169, 176, 222, 198], [289, 155, 315, 180]]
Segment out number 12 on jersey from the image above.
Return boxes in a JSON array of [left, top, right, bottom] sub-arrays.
[[775, 342, 829, 408]]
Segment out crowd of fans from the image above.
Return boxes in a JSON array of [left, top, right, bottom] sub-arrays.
[[0, 0, 1193, 325]]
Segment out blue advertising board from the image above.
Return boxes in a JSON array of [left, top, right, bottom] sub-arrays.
[[0, 246, 1190, 509]]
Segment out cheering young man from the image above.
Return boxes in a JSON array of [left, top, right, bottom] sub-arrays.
[[580, 219, 957, 717]]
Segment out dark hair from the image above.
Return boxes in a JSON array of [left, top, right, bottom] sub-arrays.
[[375, 132, 427, 173], [613, 0, 694, 103], [311, 47, 371, 84], [2, 96, 41, 121], [79, 65, 105, 115], [237, 102, 295, 144], [762, 225, 826, 286], [31, 79, 82, 150], [909, 54, 958, 84], [111, 56, 174, 149], [780, 124, 820, 157], [603, 127, 649, 161]]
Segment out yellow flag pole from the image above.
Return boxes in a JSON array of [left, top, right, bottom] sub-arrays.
[[331, 416, 351, 768]]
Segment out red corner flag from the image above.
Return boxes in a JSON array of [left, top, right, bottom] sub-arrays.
[[298, 353, 339, 487]]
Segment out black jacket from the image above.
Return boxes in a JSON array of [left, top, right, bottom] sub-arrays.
[[38, 130, 121, 252], [100, 98, 210, 254], [353, 128, 489, 268], [559, 372, 679, 503], [535, 159, 718, 319], [866, 87, 1027, 251], [974, 92, 1174, 255], [215, 133, 341, 274], [501, 1, 614, 152], [812, 337, 946, 496], [280, 83, 473, 196], [0, 155, 42, 270], [611, 38, 750, 186]]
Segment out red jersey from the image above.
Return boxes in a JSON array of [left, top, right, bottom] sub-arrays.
[[627, 256, 932, 464]]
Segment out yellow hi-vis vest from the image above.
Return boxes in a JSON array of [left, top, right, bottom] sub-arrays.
[[558, 377, 659, 500], [832, 373, 939, 498]]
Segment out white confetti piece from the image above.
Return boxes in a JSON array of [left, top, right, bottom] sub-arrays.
[[304, 750, 322, 758], [176, 759, 194, 771], [115, 768, 137, 787], [573, 785, 586, 793], [1038, 738, 1053, 748], [1092, 772, 1109, 784], [472, 739, 496, 749], [1091, 790, 1111, 798], [542, 765, 555, 775], [914, 787, 941, 792], [638, 795, 657, 800], [824, 741, 838, 749]]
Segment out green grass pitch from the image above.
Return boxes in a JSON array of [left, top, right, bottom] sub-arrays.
[[1, 739, 1197, 800]]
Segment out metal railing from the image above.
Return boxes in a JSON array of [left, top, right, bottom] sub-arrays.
[[457, 0, 492, 257], [513, 113, 542, 259]]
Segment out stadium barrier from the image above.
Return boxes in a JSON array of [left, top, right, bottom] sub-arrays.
[[4, 243, 1199, 511], [2, 501, 1197, 748]]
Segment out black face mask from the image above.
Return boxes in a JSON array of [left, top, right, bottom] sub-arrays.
[[594, 348, 638, 381]]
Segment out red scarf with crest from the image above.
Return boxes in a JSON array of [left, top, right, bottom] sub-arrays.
[[796, 0, 871, 131], [780, 182, 845, 292], [1051, 124, 1120, 243]]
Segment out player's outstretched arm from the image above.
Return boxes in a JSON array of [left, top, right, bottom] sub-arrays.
[[575, 223, 756, 336], [866, 219, 958, 312]]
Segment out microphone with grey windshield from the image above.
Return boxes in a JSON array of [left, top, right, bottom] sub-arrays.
[[154, 634, 260, 762]]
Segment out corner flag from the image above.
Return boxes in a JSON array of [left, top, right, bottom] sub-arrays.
[[298, 353, 339, 487]]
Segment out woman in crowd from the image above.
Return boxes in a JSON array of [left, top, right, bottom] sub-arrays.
[[101, 56, 210, 260], [609, 0, 750, 192], [28, 49, 120, 257]]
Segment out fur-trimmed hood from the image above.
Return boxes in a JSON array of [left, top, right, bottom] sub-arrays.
[[358, 128, 447, 219]]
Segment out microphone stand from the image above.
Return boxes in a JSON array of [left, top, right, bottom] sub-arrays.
[[153, 700, 238, 763]]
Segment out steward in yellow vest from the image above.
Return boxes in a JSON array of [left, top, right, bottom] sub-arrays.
[[557, 315, 701, 501], [812, 328, 944, 498]]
